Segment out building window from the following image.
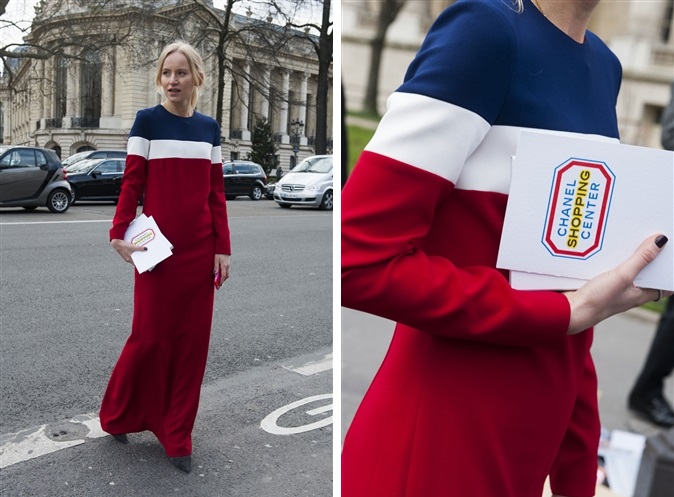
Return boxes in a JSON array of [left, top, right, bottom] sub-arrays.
[[80, 51, 102, 126], [55, 55, 67, 119]]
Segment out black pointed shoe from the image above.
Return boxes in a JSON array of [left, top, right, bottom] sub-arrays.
[[169, 455, 192, 473], [628, 394, 674, 428], [112, 433, 129, 444]]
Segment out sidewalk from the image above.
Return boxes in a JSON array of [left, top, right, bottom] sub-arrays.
[[342, 308, 672, 497]]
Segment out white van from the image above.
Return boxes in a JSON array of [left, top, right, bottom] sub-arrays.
[[273, 155, 333, 210]]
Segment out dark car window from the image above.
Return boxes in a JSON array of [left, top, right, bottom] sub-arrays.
[[0, 149, 37, 168], [90, 152, 105, 159], [223, 163, 234, 174], [35, 150, 48, 167], [108, 151, 127, 158], [94, 161, 119, 174], [234, 164, 250, 174]]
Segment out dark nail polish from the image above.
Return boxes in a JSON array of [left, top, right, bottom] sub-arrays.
[[655, 235, 668, 248], [143, 247, 148, 251]]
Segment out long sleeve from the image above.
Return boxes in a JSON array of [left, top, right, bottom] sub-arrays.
[[208, 137, 231, 254], [341, 1, 571, 348], [110, 111, 148, 241]]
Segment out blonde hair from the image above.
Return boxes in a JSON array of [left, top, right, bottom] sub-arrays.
[[155, 41, 205, 109]]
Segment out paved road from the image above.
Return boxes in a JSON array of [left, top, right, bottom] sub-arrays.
[[0, 199, 333, 497]]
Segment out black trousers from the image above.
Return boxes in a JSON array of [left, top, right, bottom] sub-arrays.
[[630, 297, 674, 400]]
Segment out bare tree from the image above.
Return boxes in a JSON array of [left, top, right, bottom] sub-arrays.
[[1, 0, 154, 91], [273, 0, 332, 154], [363, 0, 407, 116], [193, 0, 331, 154]]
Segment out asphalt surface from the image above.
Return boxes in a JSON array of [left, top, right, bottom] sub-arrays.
[[0, 199, 333, 497]]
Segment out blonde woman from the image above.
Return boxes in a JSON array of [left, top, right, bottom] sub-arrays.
[[100, 41, 231, 473]]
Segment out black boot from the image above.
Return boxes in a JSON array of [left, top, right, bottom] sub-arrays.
[[112, 433, 129, 444], [169, 455, 192, 473]]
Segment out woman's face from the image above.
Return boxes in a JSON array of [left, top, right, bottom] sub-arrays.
[[161, 51, 194, 107]]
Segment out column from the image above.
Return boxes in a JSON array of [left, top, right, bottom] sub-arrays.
[[239, 62, 251, 140], [259, 65, 270, 120], [100, 48, 121, 128], [278, 70, 289, 144], [298, 72, 309, 146]]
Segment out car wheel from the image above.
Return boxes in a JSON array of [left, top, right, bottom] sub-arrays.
[[319, 190, 333, 211], [226, 195, 235, 200], [47, 188, 71, 213], [69, 187, 77, 205], [249, 185, 263, 201], [278, 203, 291, 209], [22, 206, 38, 211]]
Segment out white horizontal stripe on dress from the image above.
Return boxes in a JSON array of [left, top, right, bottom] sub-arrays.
[[455, 126, 619, 194], [365, 92, 491, 184], [148, 140, 213, 161], [127, 136, 150, 159], [211, 145, 222, 164]]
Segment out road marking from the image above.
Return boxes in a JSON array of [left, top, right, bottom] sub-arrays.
[[0, 351, 333, 468], [0, 220, 111, 226], [282, 352, 333, 376], [0, 413, 103, 469], [260, 393, 333, 435]]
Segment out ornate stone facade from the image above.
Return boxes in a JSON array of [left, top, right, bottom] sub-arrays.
[[1, 0, 333, 166]]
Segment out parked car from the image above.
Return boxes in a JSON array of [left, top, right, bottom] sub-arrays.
[[62, 149, 127, 169], [0, 145, 72, 213], [273, 155, 333, 210], [67, 158, 126, 204], [222, 160, 268, 201]]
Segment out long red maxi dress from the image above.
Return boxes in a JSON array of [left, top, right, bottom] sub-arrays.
[[100, 105, 230, 458], [342, 1, 623, 496]]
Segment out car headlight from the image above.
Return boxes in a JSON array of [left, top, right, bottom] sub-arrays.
[[306, 184, 321, 191]]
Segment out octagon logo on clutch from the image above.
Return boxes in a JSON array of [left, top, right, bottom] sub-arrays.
[[542, 159, 615, 259]]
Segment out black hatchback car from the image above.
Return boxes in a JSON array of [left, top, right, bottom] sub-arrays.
[[0, 145, 72, 213], [67, 158, 126, 204], [223, 161, 268, 201]]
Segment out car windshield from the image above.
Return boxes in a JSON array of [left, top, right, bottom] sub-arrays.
[[67, 159, 100, 173], [293, 157, 332, 174], [62, 151, 91, 166]]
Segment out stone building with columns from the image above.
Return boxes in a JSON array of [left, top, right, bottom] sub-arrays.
[[0, 0, 333, 166], [343, 0, 674, 149]]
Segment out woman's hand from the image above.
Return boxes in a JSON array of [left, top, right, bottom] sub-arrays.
[[213, 254, 231, 289], [565, 234, 671, 334], [111, 238, 146, 264]]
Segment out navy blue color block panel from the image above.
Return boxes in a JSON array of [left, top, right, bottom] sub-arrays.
[[397, 0, 621, 138], [130, 105, 221, 146]]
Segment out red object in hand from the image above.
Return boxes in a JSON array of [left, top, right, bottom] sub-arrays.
[[214, 272, 221, 290]]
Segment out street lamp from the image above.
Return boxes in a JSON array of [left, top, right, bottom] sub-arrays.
[[290, 118, 304, 168]]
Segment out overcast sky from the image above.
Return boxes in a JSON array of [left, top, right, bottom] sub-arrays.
[[0, 0, 39, 48]]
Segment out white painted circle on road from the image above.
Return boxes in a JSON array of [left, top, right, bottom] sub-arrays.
[[260, 394, 333, 435]]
